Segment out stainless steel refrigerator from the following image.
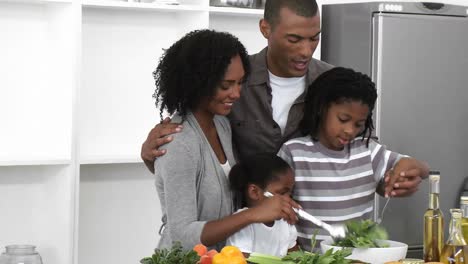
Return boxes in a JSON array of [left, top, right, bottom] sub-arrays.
[[321, 2, 468, 258]]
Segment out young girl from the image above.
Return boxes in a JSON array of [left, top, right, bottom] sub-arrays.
[[227, 153, 298, 257], [277, 67, 429, 251]]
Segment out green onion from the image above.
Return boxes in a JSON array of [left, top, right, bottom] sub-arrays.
[[247, 252, 295, 264]]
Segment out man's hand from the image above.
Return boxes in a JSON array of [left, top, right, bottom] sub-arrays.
[[384, 168, 423, 197], [384, 158, 429, 197], [141, 117, 183, 174]]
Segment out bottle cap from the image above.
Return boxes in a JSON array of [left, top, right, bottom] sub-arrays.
[[429, 172, 440, 193], [450, 208, 463, 219], [461, 196, 468, 204], [461, 199, 468, 217]]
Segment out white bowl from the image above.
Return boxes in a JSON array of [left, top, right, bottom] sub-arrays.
[[320, 237, 408, 264]]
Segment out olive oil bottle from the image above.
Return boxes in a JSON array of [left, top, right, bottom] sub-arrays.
[[461, 197, 468, 244], [440, 209, 468, 264], [424, 171, 444, 262]]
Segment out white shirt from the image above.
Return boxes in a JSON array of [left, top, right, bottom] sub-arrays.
[[220, 160, 231, 178], [226, 208, 297, 257], [269, 71, 306, 135]]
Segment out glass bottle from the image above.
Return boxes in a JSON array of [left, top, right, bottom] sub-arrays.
[[440, 209, 468, 264], [424, 171, 444, 262], [0, 245, 43, 264], [461, 197, 468, 244]]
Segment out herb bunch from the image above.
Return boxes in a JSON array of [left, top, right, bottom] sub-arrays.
[[283, 247, 352, 264], [248, 233, 353, 264], [140, 242, 200, 264]]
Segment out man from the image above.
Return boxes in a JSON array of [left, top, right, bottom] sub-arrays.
[[143, 0, 331, 169], [142, 0, 424, 249]]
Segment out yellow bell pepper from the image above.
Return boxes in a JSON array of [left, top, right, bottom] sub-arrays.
[[212, 246, 246, 264]]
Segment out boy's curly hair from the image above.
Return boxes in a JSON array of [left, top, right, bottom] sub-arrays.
[[300, 67, 378, 146], [152, 29, 250, 120]]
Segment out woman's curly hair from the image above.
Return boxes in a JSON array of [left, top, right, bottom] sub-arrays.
[[152, 29, 251, 120]]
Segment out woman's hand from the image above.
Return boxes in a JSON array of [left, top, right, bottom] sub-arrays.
[[141, 117, 183, 173], [250, 195, 300, 225]]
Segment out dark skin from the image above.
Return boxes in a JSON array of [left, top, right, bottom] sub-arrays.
[[382, 157, 428, 197], [141, 116, 180, 174], [317, 100, 429, 198], [241, 170, 300, 257], [155, 55, 299, 247], [141, 7, 425, 198]]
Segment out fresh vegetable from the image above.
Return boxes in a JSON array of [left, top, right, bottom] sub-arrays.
[[212, 245, 246, 264], [284, 247, 352, 264], [248, 247, 352, 264], [193, 244, 218, 264], [247, 252, 294, 264], [140, 242, 200, 264], [334, 219, 388, 248], [194, 244, 208, 256], [247, 233, 353, 264]]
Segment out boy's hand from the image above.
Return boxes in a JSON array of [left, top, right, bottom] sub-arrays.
[[141, 117, 183, 174]]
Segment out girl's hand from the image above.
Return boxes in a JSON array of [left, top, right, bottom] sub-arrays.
[[250, 195, 299, 225]]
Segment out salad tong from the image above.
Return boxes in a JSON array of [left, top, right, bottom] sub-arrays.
[[263, 191, 347, 242]]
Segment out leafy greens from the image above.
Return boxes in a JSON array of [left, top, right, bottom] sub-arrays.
[[333, 220, 388, 248], [248, 232, 353, 264], [140, 242, 200, 264]]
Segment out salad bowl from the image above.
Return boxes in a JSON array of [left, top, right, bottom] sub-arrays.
[[320, 237, 408, 264]]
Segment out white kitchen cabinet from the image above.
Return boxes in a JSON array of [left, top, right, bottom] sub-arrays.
[[0, 1, 264, 263], [0, 1, 77, 264], [1, 0, 467, 264]]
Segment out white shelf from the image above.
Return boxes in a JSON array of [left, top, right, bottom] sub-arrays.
[[0, 165, 74, 264], [0, 0, 75, 167], [0, 158, 71, 166], [78, 164, 159, 264], [1, 1, 263, 264], [209, 6, 263, 17], [82, 0, 206, 12], [79, 7, 186, 161], [80, 155, 142, 164], [0, 0, 72, 4], [209, 13, 266, 55]]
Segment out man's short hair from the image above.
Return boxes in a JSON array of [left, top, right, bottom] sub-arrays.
[[264, 0, 318, 29]]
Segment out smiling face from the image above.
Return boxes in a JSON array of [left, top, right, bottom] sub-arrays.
[[319, 100, 370, 151], [260, 7, 321, 77], [197, 54, 245, 117]]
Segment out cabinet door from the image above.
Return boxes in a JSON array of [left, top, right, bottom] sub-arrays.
[[0, 1, 75, 164], [373, 12, 468, 249]]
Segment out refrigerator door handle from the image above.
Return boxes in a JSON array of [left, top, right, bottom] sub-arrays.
[[421, 2, 445, 11]]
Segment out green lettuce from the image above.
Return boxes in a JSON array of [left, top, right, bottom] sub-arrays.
[[333, 220, 388, 248]]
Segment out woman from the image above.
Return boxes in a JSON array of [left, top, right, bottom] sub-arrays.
[[153, 29, 298, 250]]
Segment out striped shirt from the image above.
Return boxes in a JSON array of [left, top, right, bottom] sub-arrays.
[[277, 136, 403, 251]]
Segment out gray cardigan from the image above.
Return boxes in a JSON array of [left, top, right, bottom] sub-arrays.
[[154, 112, 236, 250]]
